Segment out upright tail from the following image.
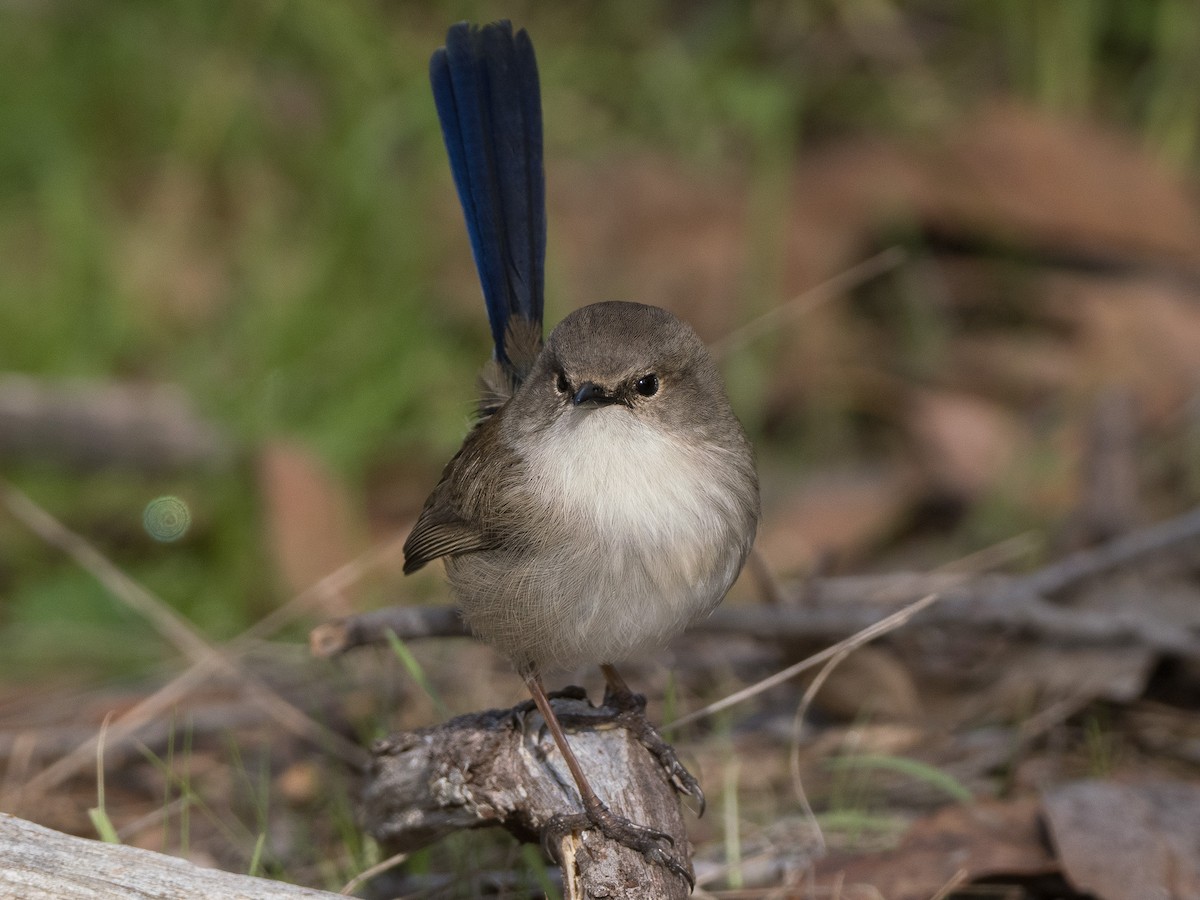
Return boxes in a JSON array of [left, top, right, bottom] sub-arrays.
[[430, 21, 545, 378]]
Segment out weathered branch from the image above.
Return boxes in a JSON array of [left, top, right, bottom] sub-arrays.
[[0, 375, 233, 472], [0, 813, 341, 899], [311, 575, 1200, 661], [310, 604, 465, 655], [361, 695, 692, 899]]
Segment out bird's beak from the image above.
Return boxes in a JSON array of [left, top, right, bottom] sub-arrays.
[[573, 382, 619, 407]]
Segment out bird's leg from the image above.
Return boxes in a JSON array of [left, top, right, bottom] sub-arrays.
[[524, 672, 693, 888], [600, 663, 706, 816]]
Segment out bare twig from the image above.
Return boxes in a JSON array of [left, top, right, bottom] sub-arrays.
[[15, 528, 405, 796], [1011, 503, 1200, 598], [21, 663, 226, 799], [0, 375, 232, 472], [1, 482, 222, 665], [928, 868, 970, 900], [663, 509, 1200, 728], [248, 533, 409, 642], [745, 546, 791, 606], [310, 604, 465, 658]]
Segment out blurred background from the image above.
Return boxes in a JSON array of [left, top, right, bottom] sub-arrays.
[[3, 1, 1200, 896]]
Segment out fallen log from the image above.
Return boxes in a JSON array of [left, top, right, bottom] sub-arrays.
[[0, 813, 342, 899]]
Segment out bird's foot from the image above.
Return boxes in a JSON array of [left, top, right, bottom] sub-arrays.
[[548, 684, 591, 702], [601, 680, 647, 714], [543, 801, 694, 889], [510, 685, 590, 726], [597, 687, 706, 816], [518, 682, 706, 814]]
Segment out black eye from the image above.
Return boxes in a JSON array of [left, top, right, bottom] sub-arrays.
[[556, 370, 570, 394], [634, 374, 659, 397]]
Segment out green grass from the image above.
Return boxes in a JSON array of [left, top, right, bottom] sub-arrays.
[[1083, 707, 1118, 778], [385, 627, 451, 718], [823, 752, 973, 804], [89, 714, 121, 844]]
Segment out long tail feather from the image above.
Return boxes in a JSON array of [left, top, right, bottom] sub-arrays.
[[430, 21, 545, 374]]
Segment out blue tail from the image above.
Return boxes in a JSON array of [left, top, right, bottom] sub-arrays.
[[430, 21, 545, 371]]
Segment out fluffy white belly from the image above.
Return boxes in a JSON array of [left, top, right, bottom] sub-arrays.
[[448, 409, 747, 672]]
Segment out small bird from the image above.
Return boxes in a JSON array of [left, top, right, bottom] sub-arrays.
[[405, 20, 759, 883]]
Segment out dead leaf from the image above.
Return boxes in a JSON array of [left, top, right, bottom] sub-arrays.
[[757, 465, 915, 574], [258, 440, 365, 615], [1046, 275, 1200, 424], [275, 760, 321, 805], [1042, 779, 1200, 900], [907, 388, 1027, 501], [927, 104, 1200, 269], [994, 645, 1155, 710]]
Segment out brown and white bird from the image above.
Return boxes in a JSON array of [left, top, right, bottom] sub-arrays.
[[404, 20, 759, 885]]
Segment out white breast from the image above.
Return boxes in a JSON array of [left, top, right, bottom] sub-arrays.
[[504, 407, 747, 669], [529, 408, 713, 537]]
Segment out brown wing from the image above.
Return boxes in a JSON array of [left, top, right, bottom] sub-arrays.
[[402, 420, 504, 574], [402, 500, 490, 573]]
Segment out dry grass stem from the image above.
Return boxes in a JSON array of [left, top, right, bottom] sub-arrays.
[[1, 480, 367, 800], [669, 593, 939, 730], [338, 849, 410, 896], [928, 867, 970, 900], [709, 248, 906, 359]]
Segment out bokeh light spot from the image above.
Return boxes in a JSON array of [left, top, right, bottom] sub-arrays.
[[143, 496, 191, 542]]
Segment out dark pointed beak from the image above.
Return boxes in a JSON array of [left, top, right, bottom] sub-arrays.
[[573, 382, 618, 407]]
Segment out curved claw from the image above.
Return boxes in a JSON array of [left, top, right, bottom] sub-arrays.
[[676, 769, 706, 818], [542, 809, 692, 888], [642, 845, 696, 891], [541, 814, 570, 862]]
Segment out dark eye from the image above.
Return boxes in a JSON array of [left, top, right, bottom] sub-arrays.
[[556, 370, 570, 394], [634, 374, 659, 397]]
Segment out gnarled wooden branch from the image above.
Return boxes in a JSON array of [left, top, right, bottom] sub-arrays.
[[361, 695, 693, 899]]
